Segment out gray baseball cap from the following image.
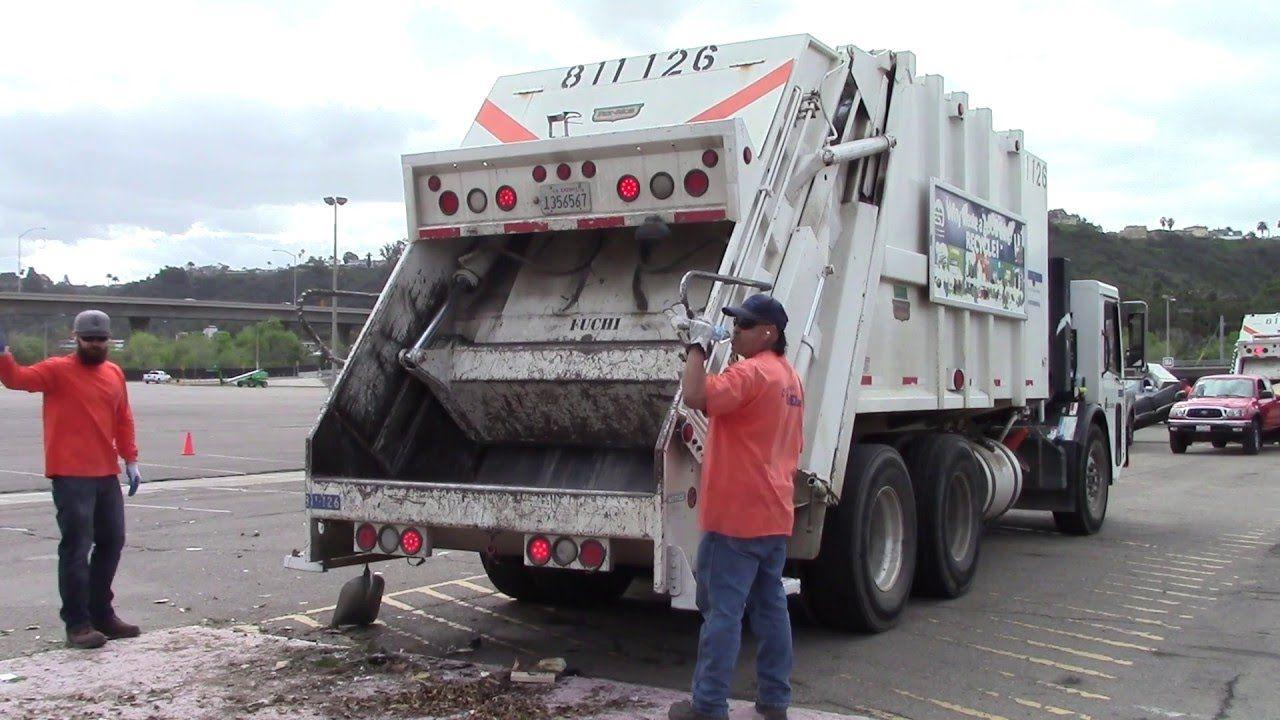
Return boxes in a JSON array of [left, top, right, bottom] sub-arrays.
[[73, 310, 111, 337]]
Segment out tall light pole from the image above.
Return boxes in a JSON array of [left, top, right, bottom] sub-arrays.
[[323, 196, 347, 366], [269, 248, 305, 303], [16, 226, 45, 294], [1163, 295, 1176, 360]]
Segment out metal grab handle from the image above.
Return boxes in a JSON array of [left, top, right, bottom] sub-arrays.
[[398, 279, 467, 371], [296, 288, 380, 366], [678, 271, 773, 318]]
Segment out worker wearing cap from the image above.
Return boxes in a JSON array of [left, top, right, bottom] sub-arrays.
[[0, 311, 143, 649], [667, 294, 804, 720]]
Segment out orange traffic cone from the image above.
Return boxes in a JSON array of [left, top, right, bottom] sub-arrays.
[[182, 432, 196, 456]]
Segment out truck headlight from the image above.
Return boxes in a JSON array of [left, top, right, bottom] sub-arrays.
[[1224, 408, 1246, 418], [1170, 406, 1186, 418]]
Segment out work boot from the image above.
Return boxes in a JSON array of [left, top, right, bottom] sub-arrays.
[[755, 703, 789, 720], [66, 625, 107, 649], [668, 700, 724, 720], [93, 615, 141, 640]]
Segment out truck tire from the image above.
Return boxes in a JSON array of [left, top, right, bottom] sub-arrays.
[[1054, 423, 1110, 535], [479, 553, 633, 607], [905, 435, 983, 599], [1169, 434, 1188, 454], [1243, 421, 1261, 455], [1126, 412, 1135, 447], [802, 444, 917, 633]]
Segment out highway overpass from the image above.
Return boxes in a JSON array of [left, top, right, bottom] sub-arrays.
[[0, 292, 371, 332]]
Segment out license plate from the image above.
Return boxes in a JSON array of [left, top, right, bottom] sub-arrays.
[[305, 493, 341, 511], [1195, 425, 1210, 433], [539, 182, 591, 215]]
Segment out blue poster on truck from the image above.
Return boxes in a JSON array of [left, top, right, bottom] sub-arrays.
[[928, 179, 1027, 319]]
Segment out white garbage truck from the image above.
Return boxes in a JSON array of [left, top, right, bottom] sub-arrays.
[[1231, 312, 1280, 383], [287, 34, 1146, 632]]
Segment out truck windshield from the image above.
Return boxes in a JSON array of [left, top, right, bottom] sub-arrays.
[[1192, 378, 1254, 398]]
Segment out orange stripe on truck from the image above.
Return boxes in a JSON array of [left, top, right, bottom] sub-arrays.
[[688, 60, 795, 123], [476, 99, 538, 143]]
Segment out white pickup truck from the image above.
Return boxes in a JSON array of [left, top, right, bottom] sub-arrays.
[[142, 369, 172, 384], [288, 34, 1144, 633]]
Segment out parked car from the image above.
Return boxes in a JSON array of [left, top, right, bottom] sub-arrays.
[[1167, 374, 1280, 455], [142, 370, 172, 384], [1125, 362, 1189, 442]]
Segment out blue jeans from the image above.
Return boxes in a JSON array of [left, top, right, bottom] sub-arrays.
[[691, 532, 793, 718], [50, 477, 125, 630]]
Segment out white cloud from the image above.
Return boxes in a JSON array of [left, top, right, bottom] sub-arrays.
[[2, 0, 1278, 283]]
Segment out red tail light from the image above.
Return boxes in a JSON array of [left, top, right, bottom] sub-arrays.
[[581, 160, 597, 178], [427, 175, 441, 192], [557, 163, 572, 181], [527, 535, 552, 566], [496, 185, 517, 211], [684, 169, 709, 197], [579, 539, 606, 570], [532, 165, 547, 183], [355, 523, 377, 552], [439, 191, 459, 216], [701, 149, 719, 168], [400, 527, 424, 555], [953, 369, 965, 391], [681, 421, 695, 443], [744, 147, 753, 164], [617, 175, 641, 202]]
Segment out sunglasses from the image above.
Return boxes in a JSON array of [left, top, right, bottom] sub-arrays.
[[79, 336, 110, 343], [733, 318, 761, 330]]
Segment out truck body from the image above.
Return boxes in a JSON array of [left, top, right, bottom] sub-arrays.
[[1231, 313, 1280, 383], [289, 35, 1145, 631]]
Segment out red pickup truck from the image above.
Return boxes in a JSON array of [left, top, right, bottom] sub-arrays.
[[1167, 374, 1280, 455]]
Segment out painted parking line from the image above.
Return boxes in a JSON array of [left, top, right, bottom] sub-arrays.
[[1104, 579, 1214, 602], [928, 632, 1117, 680], [995, 671, 1111, 702], [381, 595, 532, 655], [1164, 552, 1231, 564], [1149, 556, 1227, 570], [1125, 560, 1216, 577], [979, 689, 1090, 719], [995, 633, 1133, 667], [1063, 604, 1180, 630], [127, 503, 232, 514], [994, 617, 1156, 653], [1092, 588, 1181, 607], [265, 574, 491, 622], [893, 688, 1010, 720]]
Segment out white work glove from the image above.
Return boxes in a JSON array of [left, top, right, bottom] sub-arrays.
[[125, 462, 142, 497], [666, 305, 729, 356]]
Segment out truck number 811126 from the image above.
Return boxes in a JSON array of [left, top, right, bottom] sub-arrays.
[[562, 45, 718, 89]]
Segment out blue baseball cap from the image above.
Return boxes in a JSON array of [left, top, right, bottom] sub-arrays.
[[722, 293, 788, 332]]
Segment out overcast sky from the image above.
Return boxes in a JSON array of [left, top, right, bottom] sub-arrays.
[[3, 0, 1277, 284]]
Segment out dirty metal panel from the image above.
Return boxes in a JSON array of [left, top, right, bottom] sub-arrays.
[[452, 346, 681, 382], [306, 478, 658, 539], [451, 380, 676, 446]]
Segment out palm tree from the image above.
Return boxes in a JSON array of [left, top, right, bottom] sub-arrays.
[[1258, 221, 1270, 238], [1168, 218, 1175, 230]]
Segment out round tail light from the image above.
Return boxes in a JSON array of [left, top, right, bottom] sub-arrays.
[[378, 525, 400, 554], [579, 539, 606, 570], [684, 169, 710, 198], [496, 185, 518, 211], [617, 175, 641, 202], [532, 165, 547, 182], [953, 369, 965, 391], [400, 527, 424, 555], [527, 536, 552, 566], [556, 163, 572, 181], [552, 537, 578, 567], [650, 172, 675, 200], [439, 191, 459, 216], [427, 175, 441, 192], [466, 188, 488, 213], [744, 147, 753, 164], [680, 421, 695, 443], [355, 523, 377, 552], [701, 149, 719, 168], [581, 160, 597, 178]]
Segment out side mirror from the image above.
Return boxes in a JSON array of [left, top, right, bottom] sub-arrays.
[[1122, 301, 1148, 372], [1261, 391, 1274, 400]]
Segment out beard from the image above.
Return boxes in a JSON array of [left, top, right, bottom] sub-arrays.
[[76, 345, 109, 366]]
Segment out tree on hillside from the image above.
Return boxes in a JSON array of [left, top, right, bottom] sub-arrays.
[[1159, 216, 1168, 230], [1167, 217, 1175, 230], [1258, 221, 1270, 238], [380, 240, 407, 265], [342, 251, 360, 265]]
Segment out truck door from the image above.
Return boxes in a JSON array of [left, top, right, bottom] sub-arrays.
[[1258, 379, 1278, 431], [1102, 299, 1125, 466]]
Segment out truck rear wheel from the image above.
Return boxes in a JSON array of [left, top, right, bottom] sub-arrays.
[[905, 435, 983, 598], [479, 553, 633, 607], [802, 444, 917, 633], [1054, 423, 1110, 535]]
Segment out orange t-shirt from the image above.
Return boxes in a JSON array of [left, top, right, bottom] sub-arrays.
[[700, 351, 804, 538], [0, 353, 138, 478]]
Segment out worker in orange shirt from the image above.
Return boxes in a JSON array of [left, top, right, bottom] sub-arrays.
[[667, 294, 804, 720], [0, 310, 143, 649]]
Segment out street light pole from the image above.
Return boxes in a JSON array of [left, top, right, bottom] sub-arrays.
[[1163, 295, 1176, 359], [323, 196, 347, 367], [16, 226, 45, 294], [270, 248, 304, 303]]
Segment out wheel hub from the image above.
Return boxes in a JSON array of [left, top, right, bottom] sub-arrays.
[[868, 485, 905, 592]]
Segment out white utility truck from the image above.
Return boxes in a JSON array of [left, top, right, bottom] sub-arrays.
[[288, 35, 1146, 632], [1232, 312, 1280, 383]]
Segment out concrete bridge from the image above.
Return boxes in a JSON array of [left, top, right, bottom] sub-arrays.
[[0, 292, 371, 333]]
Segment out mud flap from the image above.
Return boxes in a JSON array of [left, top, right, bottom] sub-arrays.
[[331, 565, 385, 627]]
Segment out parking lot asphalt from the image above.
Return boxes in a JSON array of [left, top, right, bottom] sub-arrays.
[[0, 426, 1276, 719], [0, 381, 327, 493]]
